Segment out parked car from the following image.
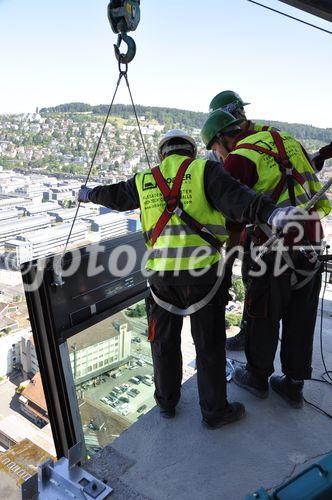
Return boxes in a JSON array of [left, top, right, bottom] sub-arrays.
[[137, 404, 147, 413], [119, 396, 130, 403], [130, 377, 140, 385]]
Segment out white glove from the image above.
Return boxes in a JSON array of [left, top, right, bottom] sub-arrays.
[[268, 206, 306, 230]]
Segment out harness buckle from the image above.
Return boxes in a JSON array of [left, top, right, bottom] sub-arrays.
[[164, 195, 180, 214]]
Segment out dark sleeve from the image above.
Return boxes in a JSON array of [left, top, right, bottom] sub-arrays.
[[88, 176, 140, 211], [223, 154, 258, 188], [204, 160, 275, 225]]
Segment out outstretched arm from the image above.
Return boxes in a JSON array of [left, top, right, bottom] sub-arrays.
[[204, 160, 275, 225], [79, 177, 140, 211]]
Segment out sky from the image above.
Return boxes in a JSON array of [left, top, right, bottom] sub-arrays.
[[0, 0, 331, 128]]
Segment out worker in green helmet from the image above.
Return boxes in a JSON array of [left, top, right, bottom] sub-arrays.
[[207, 91, 276, 349], [201, 110, 331, 409], [208, 90, 331, 171], [207, 91, 332, 352], [78, 127, 298, 428], [209, 90, 275, 138]]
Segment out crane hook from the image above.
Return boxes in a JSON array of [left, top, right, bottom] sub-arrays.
[[108, 0, 140, 65], [114, 32, 136, 65]]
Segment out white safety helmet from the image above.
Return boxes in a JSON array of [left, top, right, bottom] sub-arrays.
[[158, 129, 197, 160]]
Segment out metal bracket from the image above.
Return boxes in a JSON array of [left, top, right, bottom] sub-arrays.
[[21, 443, 113, 499], [51, 255, 65, 287]]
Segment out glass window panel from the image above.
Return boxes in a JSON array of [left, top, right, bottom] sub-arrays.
[[67, 299, 155, 456]]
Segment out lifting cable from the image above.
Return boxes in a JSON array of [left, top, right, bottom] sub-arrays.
[[247, 0, 332, 36], [53, 0, 148, 284]]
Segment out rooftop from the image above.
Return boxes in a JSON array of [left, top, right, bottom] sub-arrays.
[[0, 416, 55, 456], [21, 373, 47, 413], [85, 287, 332, 499], [67, 311, 133, 350]]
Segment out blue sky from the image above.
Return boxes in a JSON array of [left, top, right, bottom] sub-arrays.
[[1, 0, 331, 127]]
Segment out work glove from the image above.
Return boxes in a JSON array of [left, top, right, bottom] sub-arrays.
[[77, 185, 92, 203], [312, 141, 332, 171], [267, 206, 306, 231]]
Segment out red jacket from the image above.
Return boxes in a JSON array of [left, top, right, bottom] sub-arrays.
[[223, 131, 323, 243]]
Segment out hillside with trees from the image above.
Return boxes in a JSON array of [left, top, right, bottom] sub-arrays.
[[40, 103, 332, 144]]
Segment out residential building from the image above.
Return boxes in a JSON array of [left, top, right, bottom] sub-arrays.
[[3, 220, 89, 267], [48, 187, 76, 203], [14, 183, 44, 202], [23, 202, 61, 216], [0, 329, 32, 377], [0, 195, 33, 210], [47, 206, 94, 222], [85, 212, 128, 242], [19, 373, 49, 427], [0, 215, 51, 244], [67, 312, 132, 384], [0, 418, 55, 456], [0, 208, 21, 221], [125, 211, 142, 232], [0, 302, 19, 336], [20, 334, 39, 378]]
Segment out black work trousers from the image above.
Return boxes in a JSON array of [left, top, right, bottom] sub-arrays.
[[148, 284, 228, 421], [243, 249, 322, 380]]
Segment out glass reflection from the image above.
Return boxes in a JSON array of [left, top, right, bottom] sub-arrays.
[[67, 300, 155, 455]]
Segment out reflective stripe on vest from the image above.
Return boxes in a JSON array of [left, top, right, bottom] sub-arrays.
[[230, 131, 331, 218], [135, 155, 229, 271]]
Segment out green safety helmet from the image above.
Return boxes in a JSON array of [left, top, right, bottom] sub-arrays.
[[201, 110, 243, 150], [209, 90, 250, 114]]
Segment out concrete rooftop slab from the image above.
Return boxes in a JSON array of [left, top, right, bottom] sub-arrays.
[[85, 287, 332, 500]]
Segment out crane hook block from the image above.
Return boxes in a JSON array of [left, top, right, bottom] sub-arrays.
[[108, 0, 141, 34]]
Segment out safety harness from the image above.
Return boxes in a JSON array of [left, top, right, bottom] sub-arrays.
[[235, 131, 321, 288], [148, 158, 226, 316], [234, 130, 307, 206], [150, 158, 223, 251]]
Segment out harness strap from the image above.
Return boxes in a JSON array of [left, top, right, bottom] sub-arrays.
[[271, 131, 297, 205], [150, 270, 224, 317], [150, 159, 222, 251], [148, 158, 225, 316], [233, 131, 307, 205], [150, 158, 193, 245]]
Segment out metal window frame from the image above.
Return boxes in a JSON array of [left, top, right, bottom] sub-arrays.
[[278, 0, 332, 22], [21, 232, 149, 460]]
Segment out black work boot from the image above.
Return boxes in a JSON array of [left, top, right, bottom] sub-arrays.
[[233, 366, 269, 399], [226, 330, 245, 351], [270, 375, 304, 409], [160, 408, 176, 419], [202, 402, 245, 429]]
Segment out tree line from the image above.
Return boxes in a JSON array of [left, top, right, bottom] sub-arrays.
[[40, 103, 332, 143]]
